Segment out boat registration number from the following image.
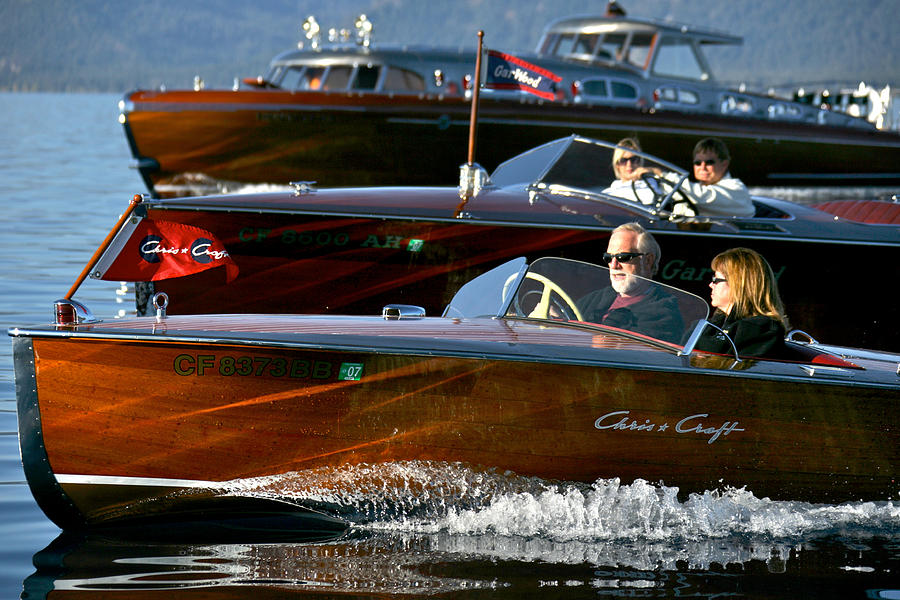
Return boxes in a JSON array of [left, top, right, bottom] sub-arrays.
[[173, 354, 364, 381]]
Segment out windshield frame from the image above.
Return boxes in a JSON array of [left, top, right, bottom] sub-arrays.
[[490, 135, 692, 217]]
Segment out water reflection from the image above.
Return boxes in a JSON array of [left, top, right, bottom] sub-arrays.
[[24, 529, 900, 598]]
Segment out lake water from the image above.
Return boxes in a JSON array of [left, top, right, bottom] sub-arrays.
[[1, 92, 898, 599]]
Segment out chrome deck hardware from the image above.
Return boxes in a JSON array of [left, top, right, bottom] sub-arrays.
[[152, 292, 169, 322], [382, 304, 426, 320], [53, 299, 98, 326], [290, 181, 318, 195], [458, 162, 491, 201]]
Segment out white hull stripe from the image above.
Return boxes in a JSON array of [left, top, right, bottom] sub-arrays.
[[56, 474, 222, 488]]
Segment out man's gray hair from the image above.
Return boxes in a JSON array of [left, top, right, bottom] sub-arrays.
[[612, 222, 661, 276]]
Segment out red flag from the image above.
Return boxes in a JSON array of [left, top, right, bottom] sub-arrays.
[[484, 49, 562, 100], [92, 219, 238, 282]]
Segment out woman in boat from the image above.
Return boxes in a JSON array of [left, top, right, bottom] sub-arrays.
[[602, 137, 660, 205], [695, 247, 789, 359], [611, 137, 644, 182]]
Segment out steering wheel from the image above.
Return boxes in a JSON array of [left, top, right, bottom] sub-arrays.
[[639, 172, 698, 216], [517, 272, 583, 321]]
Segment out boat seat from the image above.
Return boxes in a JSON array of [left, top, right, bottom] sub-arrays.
[[812, 200, 900, 224]]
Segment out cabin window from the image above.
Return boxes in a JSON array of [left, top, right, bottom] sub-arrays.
[[382, 67, 425, 92], [322, 66, 352, 90], [581, 80, 608, 97], [652, 37, 705, 81], [266, 65, 285, 84], [656, 86, 699, 105], [552, 32, 577, 56], [538, 33, 559, 55], [573, 33, 600, 56], [297, 67, 326, 90], [574, 78, 638, 102], [679, 89, 699, 104], [279, 66, 305, 89], [610, 81, 638, 100], [352, 65, 381, 90], [624, 33, 654, 69], [720, 94, 754, 114], [599, 33, 627, 61]]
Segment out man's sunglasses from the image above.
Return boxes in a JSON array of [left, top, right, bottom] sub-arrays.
[[602, 252, 645, 264], [693, 158, 719, 166]]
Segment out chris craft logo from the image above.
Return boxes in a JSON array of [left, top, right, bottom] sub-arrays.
[[594, 410, 744, 444], [138, 235, 229, 264]]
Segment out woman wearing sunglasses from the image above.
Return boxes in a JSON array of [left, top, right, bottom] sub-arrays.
[[602, 137, 664, 205], [677, 137, 755, 218], [695, 247, 789, 359]]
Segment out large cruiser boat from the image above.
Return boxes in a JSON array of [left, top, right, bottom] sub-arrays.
[[120, 9, 900, 197]]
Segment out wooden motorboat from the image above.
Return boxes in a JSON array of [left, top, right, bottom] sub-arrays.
[[104, 136, 900, 352], [11, 256, 900, 531], [120, 12, 900, 197]]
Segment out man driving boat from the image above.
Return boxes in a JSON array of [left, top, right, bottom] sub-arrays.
[[676, 138, 754, 218], [576, 223, 683, 341]]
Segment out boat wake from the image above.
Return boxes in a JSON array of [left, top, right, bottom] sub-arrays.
[[222, 461, 900, 543], [152, 173, 292, 198], [30, 463, 900, 593], [750, 185, 898, 205]]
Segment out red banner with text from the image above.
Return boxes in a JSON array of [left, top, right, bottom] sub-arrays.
[[95, 219, 238, 282]]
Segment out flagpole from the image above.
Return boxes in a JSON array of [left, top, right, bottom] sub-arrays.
[[466, 30, 484, 166], [64, 194, 144, 300], [455, 30, 485, 218]]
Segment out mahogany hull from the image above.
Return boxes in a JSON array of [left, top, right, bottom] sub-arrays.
[[12, 319, 900, 529], [138, 204, 900, 352], [122, 90, 900, 195]]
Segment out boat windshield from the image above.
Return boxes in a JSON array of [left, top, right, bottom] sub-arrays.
[[443, 258, 527, 319], [489, 135, 690, 212], [446, 256, 709, 347]]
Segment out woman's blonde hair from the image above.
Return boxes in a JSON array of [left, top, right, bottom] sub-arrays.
[[712, 248, 788, 327], [612, 137, 642, 178]]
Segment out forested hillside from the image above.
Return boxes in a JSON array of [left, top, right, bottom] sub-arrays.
[[2, 0, 896, 92]]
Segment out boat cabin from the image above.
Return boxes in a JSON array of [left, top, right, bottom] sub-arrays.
[[535, 14, 736, 83], [534, 15, 871, 127], [251, 45, 476, 97], [239, 12, 875, 129]]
